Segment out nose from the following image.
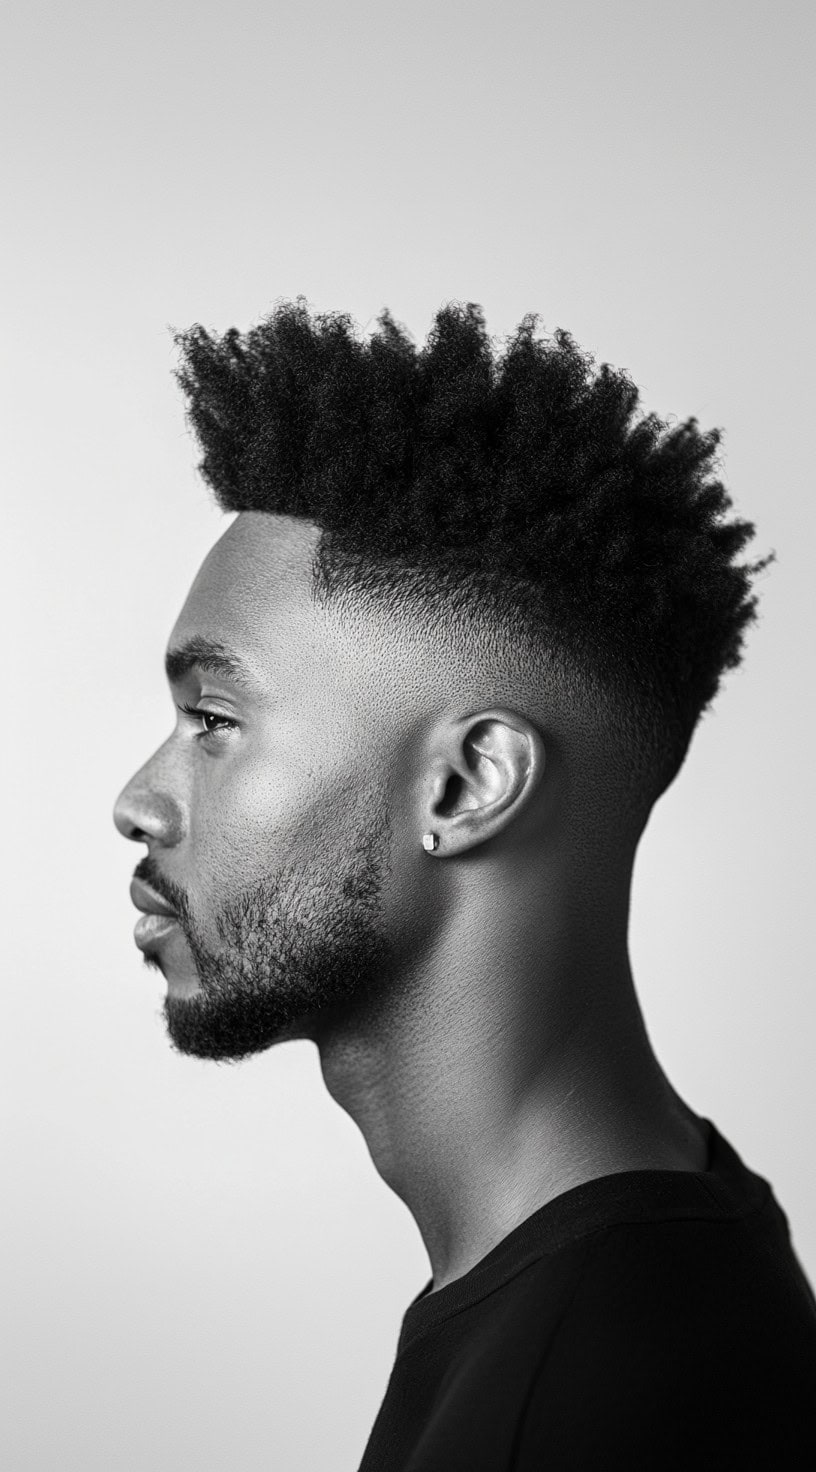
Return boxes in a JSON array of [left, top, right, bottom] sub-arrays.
[[113, 749, 185, 847]]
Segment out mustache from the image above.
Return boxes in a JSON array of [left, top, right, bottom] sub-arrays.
[[133, 854, 191, 922]]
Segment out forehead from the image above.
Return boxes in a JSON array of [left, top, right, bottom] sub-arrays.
[[169, 512, 322, 672]]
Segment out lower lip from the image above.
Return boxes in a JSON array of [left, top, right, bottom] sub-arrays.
[[134, 913, 178, 951]]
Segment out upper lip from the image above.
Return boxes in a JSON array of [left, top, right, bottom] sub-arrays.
[[130, 876, 176, 917]]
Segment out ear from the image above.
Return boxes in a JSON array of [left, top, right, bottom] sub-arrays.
[[422, 710, 545, 856]]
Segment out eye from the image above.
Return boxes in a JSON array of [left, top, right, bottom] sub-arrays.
[[177, 702, 239, 740]]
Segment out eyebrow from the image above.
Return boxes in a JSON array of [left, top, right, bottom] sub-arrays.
[[164, 636, 260, 694]]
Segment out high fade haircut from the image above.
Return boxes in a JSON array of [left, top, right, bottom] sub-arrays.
[[173, 297, 774, 833]]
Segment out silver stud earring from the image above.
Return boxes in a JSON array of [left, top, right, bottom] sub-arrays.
[[422, 832, 439, 852]]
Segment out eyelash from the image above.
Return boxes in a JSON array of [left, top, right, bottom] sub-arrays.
[[177, 702, 239, 739]]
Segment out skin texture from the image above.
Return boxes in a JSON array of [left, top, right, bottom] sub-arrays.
[[114, 510, 708, 1293]]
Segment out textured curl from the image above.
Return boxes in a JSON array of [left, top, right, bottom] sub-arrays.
[[174, 297, 774, 817]]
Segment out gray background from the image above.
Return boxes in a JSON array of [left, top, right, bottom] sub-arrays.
[[3, 2, 814, 1468]]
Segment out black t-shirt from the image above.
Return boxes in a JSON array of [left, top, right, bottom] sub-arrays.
[[358, 1119, 816, 1470]]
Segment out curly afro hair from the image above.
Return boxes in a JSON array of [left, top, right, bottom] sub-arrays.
[[173, 297, 774, 824]]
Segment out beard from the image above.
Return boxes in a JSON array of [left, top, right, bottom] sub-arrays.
[[133, 806, 395, 1062]]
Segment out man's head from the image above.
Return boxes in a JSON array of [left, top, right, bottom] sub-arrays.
[[114, 299, 772, 1062]]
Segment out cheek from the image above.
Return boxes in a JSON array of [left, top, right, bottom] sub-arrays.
[[187, 746, 344, 900]]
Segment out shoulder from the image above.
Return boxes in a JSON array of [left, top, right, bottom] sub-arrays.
[[510, 1216, 816, 1470]]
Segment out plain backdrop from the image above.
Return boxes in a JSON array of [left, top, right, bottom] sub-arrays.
[[2, 2, 814, 1469]]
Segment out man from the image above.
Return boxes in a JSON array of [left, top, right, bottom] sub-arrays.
[[114, 299, 816, 1468]]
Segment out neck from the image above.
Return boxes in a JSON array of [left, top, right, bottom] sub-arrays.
[[312, 886, 706, 1295]]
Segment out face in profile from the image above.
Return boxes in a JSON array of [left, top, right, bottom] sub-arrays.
[[114, 512, 402, 1061]]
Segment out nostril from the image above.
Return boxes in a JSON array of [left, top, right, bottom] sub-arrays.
[[113, 793, 151, 842]]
